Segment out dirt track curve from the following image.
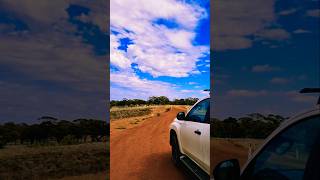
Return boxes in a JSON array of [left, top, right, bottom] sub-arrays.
[[110, 106, 189, 180]]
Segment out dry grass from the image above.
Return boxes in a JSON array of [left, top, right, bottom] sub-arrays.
[[110, 105, 181, 133], [0, 142, 109, 180], [110, 107, 152, 120]]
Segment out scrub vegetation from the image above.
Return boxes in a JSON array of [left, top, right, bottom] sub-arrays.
[[0, 142, 108, 179], [110, 107, 152, 120], [211, 113, 287, 139], [210, 113, 286, 173], [0, 118, 109, 179], [0, 118, 108, 147], [110, 96, 199, 107]]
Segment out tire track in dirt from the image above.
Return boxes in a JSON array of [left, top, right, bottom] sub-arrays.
[[110, 106, 188, 180]]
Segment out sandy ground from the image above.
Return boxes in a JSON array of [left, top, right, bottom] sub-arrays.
[[210, 138, 263, 175], [110, 106, 189, 180], [110, 105, 189, 131], [59, 172, 107, 180], [210, 138, 248, 172]]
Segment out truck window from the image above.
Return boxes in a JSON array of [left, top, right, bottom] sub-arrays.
[[186, 98, 209, 123], [241, 115, 320, 180]]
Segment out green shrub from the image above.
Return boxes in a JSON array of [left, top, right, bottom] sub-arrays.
[[60, 135, 77, 145]]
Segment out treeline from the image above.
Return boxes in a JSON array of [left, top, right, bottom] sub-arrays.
[[0, 117, 109, 149], [211, 113, 287, 139], [111, 96, 199, 107]]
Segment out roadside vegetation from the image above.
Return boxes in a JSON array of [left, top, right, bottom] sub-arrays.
[[110, 96, 195, 122], [0, 117, 109, 147], [211, 113, 287, 139], [0, 117, 109, 179], [210, 113, 287, 172], [110, 105, 177, 130], [110, 104, 189, 132], [0, 142, 108, 179], [111, 96, 199, 107], [110, 107, 152, 120]]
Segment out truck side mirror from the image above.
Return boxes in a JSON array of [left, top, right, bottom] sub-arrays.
[[176, 112, 185, 120], [213, 159, 240, 180]]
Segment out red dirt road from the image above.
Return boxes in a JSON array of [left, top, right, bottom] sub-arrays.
[[110, 107, 188, 180]]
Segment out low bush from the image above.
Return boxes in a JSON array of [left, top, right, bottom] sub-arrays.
[[110, 108, 151, 120]]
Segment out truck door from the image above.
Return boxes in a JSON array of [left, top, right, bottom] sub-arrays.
[[200, 107, 210, 174], [181, 98, 210, 169]]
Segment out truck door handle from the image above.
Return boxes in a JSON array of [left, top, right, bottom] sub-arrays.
[[194, 130, 201, 135]]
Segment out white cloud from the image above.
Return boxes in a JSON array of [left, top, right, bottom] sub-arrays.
[[110, 0, 209, 100], [0, 34, 106, 93], [306, 9, 320, 18], [211, 0, 298, 50], [270, 77, 290, 84], [211, 0, 276, 50], [0, 0, 68, 25], [278, 9, 297, 16], [110, 72, 207, 100], [286, 91, 318, 103], [0, 1, 109, 122], [293, 29, 311, 34], [227, 89, 268, 97], [180, 89, 209, 96], [256, 28, 290, 40], [111, 0, 206, 30], [0, 0, 109, 31], [252, 64, 281, 72], [165, 30, 195, 49], [110, 34, 131, 69], [214, 90, 317, 119], [110, 0, 209, 77], [126, 42, 204, 77], [73, 1, 109, 31]]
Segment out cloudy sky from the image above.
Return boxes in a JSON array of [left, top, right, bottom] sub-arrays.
[[110, 0, 210, 100], [0, 1, 108, 123], [0, 0, 318, 122], [212, 0, 320, 119]]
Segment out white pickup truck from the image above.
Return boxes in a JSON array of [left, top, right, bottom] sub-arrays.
[[169, 97, 210, 179], [212, 88, 320, 180]]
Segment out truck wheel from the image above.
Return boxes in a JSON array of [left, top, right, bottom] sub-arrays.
[[171, 134, 181, 166]]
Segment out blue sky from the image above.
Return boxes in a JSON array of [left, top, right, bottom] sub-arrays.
[[0, 1, 108, 123], [212, 0, 319, 118], [0, 0, 318, 122], [110, 0, 210, 100]]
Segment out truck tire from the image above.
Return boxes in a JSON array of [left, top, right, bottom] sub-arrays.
[[171, 134, 181, 166]]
